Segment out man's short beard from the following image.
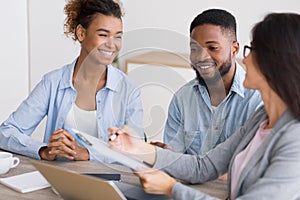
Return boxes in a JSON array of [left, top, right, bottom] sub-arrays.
[[195, 54, 232, 86]]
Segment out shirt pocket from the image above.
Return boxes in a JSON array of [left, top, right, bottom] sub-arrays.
[[184, 130, 202, 155]]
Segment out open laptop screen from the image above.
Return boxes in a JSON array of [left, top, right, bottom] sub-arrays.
[[31, 161, 171, 200]]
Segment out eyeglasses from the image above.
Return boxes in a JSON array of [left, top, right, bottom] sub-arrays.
[[243, 45, 253, 58]]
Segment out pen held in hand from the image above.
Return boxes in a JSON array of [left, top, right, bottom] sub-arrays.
[[108, 133, 119, 141]]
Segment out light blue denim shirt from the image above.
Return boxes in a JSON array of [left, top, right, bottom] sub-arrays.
[[0, 59, 143, 160], [164, 63, 263, 155]]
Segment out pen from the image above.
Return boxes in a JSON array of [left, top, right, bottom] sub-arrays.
[[108, 133, 119, 141], [66, 127, 93, 146], [75, 132, 93, 146]]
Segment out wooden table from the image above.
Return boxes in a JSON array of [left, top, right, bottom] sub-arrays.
[[0, 151, 227, 199]]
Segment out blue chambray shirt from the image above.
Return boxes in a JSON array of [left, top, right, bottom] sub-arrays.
[[164, 63, 263, 155], [0, 59, 143, 159]]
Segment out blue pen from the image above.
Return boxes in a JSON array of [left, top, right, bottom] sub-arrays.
[[65, 127, 93, 146], [76, 132, 93, 146]]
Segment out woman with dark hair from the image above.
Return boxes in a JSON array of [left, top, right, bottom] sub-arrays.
[[109, 13, 300, 199], [0, 0, 144, 161]]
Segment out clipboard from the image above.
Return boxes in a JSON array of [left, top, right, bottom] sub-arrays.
[[64, 127, 150, 171]]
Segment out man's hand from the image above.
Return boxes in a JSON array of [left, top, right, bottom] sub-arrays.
[[39, 129, 89, 161]]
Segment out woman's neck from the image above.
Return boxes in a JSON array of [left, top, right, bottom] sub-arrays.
[[75, 55, 107, 79], [261, 89, 287, 129]]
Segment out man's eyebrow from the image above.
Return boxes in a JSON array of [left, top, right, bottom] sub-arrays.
[[96, 28, 123, 34], [205, 41, 219, 44], [190, 40, 219, 46], [190, 41, 219, 45]]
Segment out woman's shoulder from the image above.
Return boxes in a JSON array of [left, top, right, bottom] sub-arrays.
[[107, 65, 138, 88], [275, 112, 300, 142], [241, 106, 267, 130], [42, 63, 73, 81], [107, 65, 127, 78]]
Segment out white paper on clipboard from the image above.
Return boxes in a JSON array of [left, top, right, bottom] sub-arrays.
[[66, 128, 150, 171]]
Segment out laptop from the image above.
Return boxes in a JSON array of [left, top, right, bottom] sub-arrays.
[[31, 161, 171, 200]]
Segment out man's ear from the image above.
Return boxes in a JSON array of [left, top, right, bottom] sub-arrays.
[[76, 24, 86, 42], [232, 41, 240, 57]]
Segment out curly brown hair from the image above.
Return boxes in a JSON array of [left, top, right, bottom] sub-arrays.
[[64, 0, 122, 41]]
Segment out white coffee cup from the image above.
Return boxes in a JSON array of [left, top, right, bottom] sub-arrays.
[[0, 152, 20, 174]]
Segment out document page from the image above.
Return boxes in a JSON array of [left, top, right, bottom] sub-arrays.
[[0, 171, 50, 193], [66, 128, 151, 171]]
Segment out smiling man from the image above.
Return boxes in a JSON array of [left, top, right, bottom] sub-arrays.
[[163, 9, 262, 155]]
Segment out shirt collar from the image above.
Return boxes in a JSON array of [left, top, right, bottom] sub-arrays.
[[105, 65, 120, 92], [230, 62, 246, 98], [59, 59, 76, 90], [60, 58, 120, 92], [192, 62, 246, 98]]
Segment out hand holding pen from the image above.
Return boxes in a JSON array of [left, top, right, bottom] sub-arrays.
[[108, 125, 157, 166], [108, 132, 119, 142], [108, 126, 141, 154]]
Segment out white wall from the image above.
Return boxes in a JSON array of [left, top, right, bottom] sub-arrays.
[[119, 0, 300, 68], [0, 0, 29, 122], [1, 0, 299, 141], [28, 0, 80, 89]]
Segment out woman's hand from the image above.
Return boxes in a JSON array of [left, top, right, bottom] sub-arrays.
[[39, 129, 89, 161], [134, 168, 177, 197], [108, 126, 143, 154], [108, 125, 156, 165], [150, 141, 173, 151]]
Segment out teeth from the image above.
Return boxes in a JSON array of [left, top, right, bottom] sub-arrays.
[[195, 65, 211, 69], [100, 50, 113, 56], [200, 65, 210, 69]]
